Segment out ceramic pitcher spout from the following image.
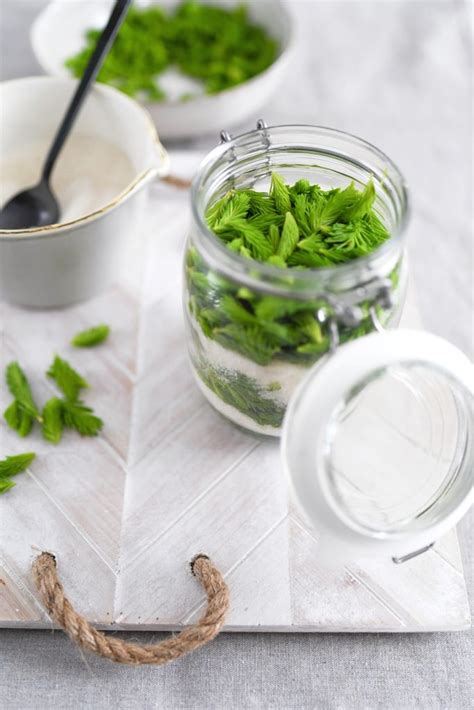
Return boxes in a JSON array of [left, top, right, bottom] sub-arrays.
[[126, 114, 170, 196], [136, 146, 170, 189]]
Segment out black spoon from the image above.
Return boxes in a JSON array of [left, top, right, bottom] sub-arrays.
[[0, 0, 131, 230]]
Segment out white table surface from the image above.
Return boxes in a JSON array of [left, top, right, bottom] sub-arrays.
[[0, 1, 472, 708]]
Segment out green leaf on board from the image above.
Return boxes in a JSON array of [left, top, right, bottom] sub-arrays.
[[42, 398, 65, 444], [0, 479, 16, 494], [4, 400, 34, 438], [71, 324, 110, 348], [47, 356, 89, 402], [62, 400, 103, 437], [5, 362, 41, 421], [0, 452, 36, 479]]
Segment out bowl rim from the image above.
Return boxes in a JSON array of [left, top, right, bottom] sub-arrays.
[[0, 75, 169, 240], [30, 0, 296, 109]]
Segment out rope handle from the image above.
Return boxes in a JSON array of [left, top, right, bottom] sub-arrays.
[[32, 552, 229, 666]]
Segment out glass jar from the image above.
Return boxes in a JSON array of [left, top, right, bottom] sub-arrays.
[[184, 124, 409, 436], [184, 123, 473, 561]]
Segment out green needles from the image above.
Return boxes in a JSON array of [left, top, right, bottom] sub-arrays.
[[4, 363, 42, 437], [206, 173, 389, 267], [47, 355, 89, 402], [4, 356, 103, 445], [198, 364, 286, 429], [0, 453, 36, 495], [187, 173, 392, 368], [2, 329, 110, 495], [43, 356, 103, 443], [65, 3, 278, 102], [71, 324, 110, 348], [186, 173, 397, 429]]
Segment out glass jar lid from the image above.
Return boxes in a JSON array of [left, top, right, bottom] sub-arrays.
[[282, 330, 473, 562]]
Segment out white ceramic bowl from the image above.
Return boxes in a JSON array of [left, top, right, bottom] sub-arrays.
[[30, 0, 295, 140], [0, 76, 169, 308]]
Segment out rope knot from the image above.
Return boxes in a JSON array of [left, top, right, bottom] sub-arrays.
[[190, 553, 210, 577]]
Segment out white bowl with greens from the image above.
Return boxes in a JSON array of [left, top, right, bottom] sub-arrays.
[[31, 0, 295, 140]]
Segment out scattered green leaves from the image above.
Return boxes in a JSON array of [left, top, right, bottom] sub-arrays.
[[0, 453, 36, 495], [72, 324, 110, 348], [47, 356, 88, 402], [0, 479, 15, 495], [3, 354, 103, 444]]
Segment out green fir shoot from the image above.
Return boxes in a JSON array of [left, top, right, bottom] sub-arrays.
[[0, 452, 36, 479], [71, 324, 110, 348], [0, 480, 15, 494], [62, 401, 103, 437], [47, 356, 89, 402], [45, 357, 103, 439], [5, 362, 41, 421], [4, 401, 34, 438], [4, 362, 41, 436], [277, 213, 299, 261], [0, 453, 36, 495], [42, 398, 65, 444], [205, 173, 388, 268]]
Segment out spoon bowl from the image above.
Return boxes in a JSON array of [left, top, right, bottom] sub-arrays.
[[0, 182, 59, 230]]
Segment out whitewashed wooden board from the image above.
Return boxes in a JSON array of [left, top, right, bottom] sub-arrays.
[[0, 152, 470, 632]]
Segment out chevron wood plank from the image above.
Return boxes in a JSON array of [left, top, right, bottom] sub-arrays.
[[0, 152, 470, 632]]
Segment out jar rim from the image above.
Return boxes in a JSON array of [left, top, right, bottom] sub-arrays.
[[190, 124, 410, 295]]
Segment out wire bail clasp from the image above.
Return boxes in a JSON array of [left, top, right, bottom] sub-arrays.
[[218, 120, 272, 186], [219, 117, 269, 145], [315, 276, 396, 352], [369, 279, 394, 332]]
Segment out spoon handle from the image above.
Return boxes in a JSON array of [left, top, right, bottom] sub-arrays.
[[42, 0, 132, 182]]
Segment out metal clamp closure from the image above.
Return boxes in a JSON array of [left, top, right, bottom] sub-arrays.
[[392, 543, 435, 564], [218, 120, 273, 166], [316, 277, 395, 349]]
